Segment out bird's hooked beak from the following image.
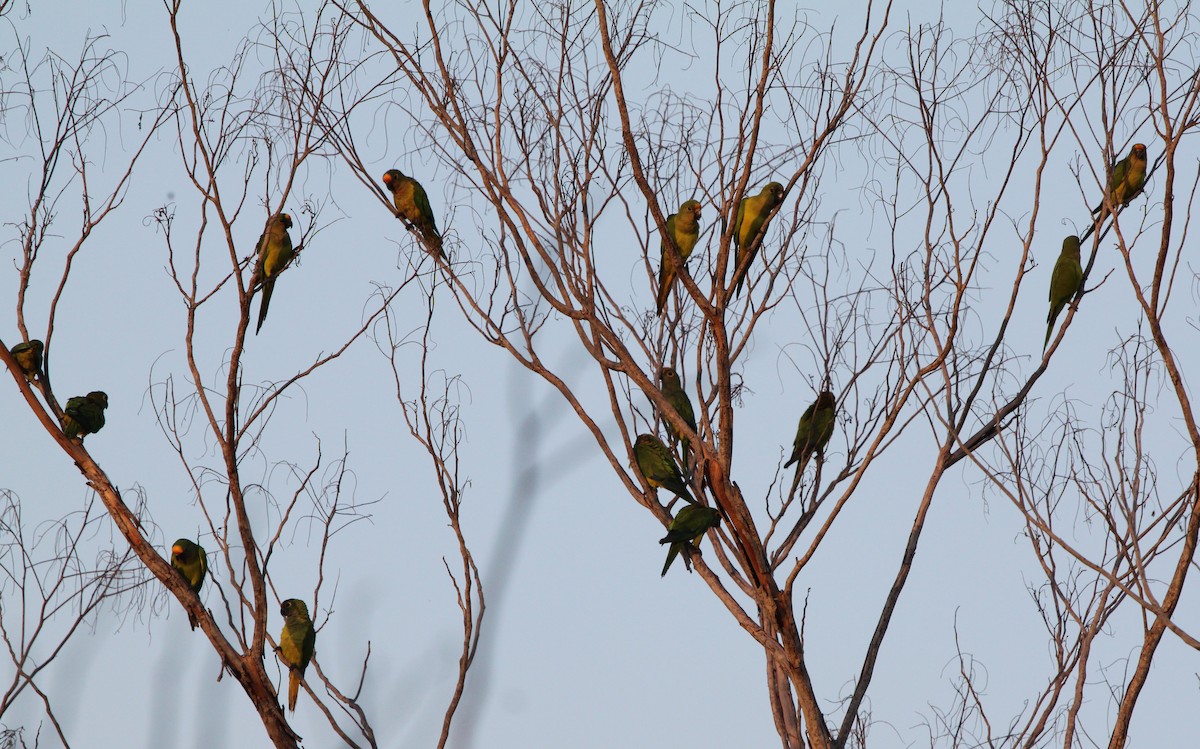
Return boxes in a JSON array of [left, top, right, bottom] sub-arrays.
[[382, 171, 393, 186], [172, 545, 184, 556]]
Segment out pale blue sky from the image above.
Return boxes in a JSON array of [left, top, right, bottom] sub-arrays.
[[1, 1, 1196, 747]]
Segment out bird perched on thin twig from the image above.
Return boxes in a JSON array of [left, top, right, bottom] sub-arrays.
[[656, 199, 702, 314], [1092, 143, 1148, 224], [382, 168, 445, 259], [784, 390, 836, 476], [659, 504, 721, 577], [731, 182, 785, 295], [1044, 235, 1083, 350], [254, 213, 295, 334]]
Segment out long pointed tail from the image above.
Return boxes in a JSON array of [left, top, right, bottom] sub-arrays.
[[656, 261, 673, 314], [423, 227, 446, 259], [661, 542, 680, 577], [256, 279, 275, 334], [288, 669, 299, 711]]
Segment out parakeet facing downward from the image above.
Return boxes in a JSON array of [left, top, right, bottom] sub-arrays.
[[1044, 235, 1083, 350], [254, 213, 295, 335], [730, 182, 786, 295], [634, 434, 693, 503], [784, 390, 836, 475], [660, 504, 721, 577], [61, 391, 108, 439], [1092, 143, 1148, 222], [170, 538, 208, 630], [382, 169, 444, 259], [279, 598, 315, 712], [658, 367, 697, 456], [9, 339, 43, 380], [656, 199, 702, 314]]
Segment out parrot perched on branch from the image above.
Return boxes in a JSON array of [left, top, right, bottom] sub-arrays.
[[634, 434, 693, 503], [382, 169, 444, 259], [730, 182, 786, 295], [656, 199, 702, 314], [254, 213, 295, 334], [660, 504, 721, 577], [1092, 143, 1148, 222], [279, 598, 316, 712], [9, 339, 43, 380], [784, 390, 836, 476], [62, 391, 108, 439], [658, 367, 697, 456], [170, 538, 208, 630], [1044, 235, 1083, 350]]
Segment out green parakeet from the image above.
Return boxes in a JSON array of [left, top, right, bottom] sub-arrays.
[[658, 367, 697, 456], [730, 182, 786, 295], [1044, 235, 1084, 350], [254, 213, 295, 335], [634, 434, 693, 502], [9, 339, 43, 380], [1092, 143, 1148, 221], [660, 504, 721, 577], [279, 598, 316, 712], [61, 391, 108, 439], [170, 538, 208, 630], [784, 390, 836, 474], [656, 199, 702, 314], [382, 169, 444, 259]]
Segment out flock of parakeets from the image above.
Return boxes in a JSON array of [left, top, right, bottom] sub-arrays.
[[2, 167, 441, 714], [645, 181, 842, 577], [643, 144, 1151, 577], [3, 146, 1152, 702]]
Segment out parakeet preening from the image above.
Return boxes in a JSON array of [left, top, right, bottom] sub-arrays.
[[634, 434, 693, 502], [1044, 235, 1084, 350], [660, 504, 721, 577], [656, 199, 702, 314], [382, 169, 444, 259], [730, 182, 786, 295], [658, 367, 697, 456], [61, 391, 108, 439], [1092, 144, 1148, 221], [170, 538, 208, 630], [254, 213, 295, 335], [9, 339, 43, 380], [784, 390, 836, 475], [279, 598, 316, 712]]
